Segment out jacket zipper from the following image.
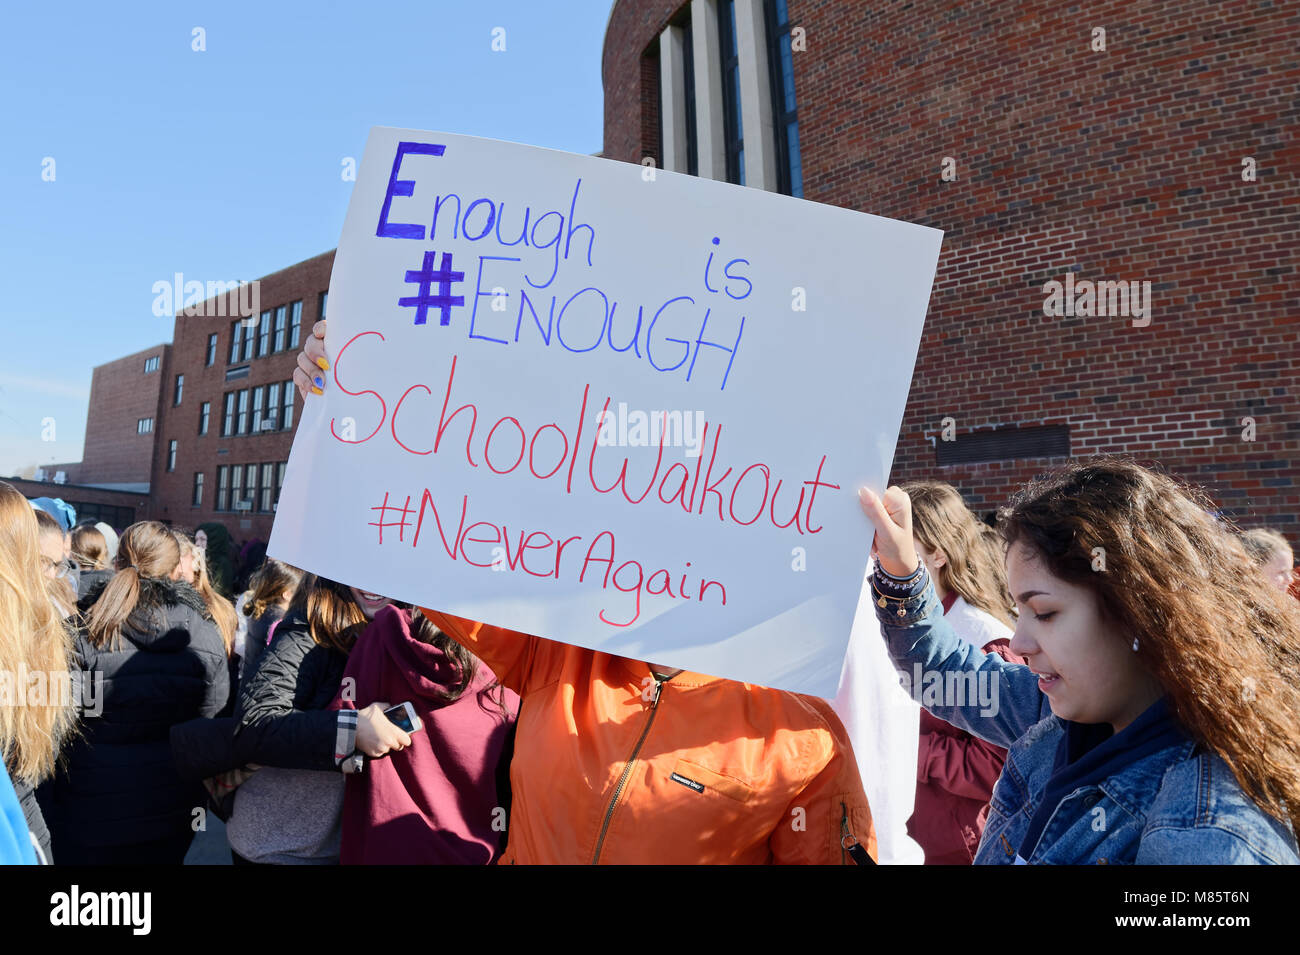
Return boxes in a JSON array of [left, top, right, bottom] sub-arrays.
[[591, 676, 664, 864]]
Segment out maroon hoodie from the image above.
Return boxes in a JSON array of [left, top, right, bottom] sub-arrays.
[[332, 605, 518, 864]]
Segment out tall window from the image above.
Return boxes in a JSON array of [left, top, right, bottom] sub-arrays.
[[289, 301, 303, 348], [229, 321, 242, 363], [241, 321, 255, 361], [718, 0, 744, 185], [258, 310, 272, 357], [236, 389, 249, 435], [765, 0, 802, 197], [266, 382, 281, 429], [260, 463, 275, 512], [199, 401, 210, 436], [319, 292, 328, 321], [682, 14, 698, 176], [222, 392, 235, 436], [245, 464, 258, 510], [275, 461, 287, 509], [273, 307, 287, 352], [231, 465, 244, 509], [252, 386, 264, 433], [281, 380, 295, 430], [174, 374, 184, 406], [144, 355, 159, 373], [192, 471, 204, 507], [166, 439, 177, 471], [216, 466, 229, 511], [137, 417, 153, 434], [206, 333, 218, 366]]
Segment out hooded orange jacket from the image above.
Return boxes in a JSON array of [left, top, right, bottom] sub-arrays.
[[421, 607, 877, 865]]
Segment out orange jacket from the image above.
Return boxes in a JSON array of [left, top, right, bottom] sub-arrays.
[[421, 608, 877, 865]]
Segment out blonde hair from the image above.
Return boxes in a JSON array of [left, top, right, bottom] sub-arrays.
[[0, 483, 77, 781], [902, 480, 1016, 629], [175, 532, 237, 657], [85, 522, 181, 650]]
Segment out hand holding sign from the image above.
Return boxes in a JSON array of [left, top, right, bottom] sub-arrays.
[[269, 127, 942, 697], [857, 486, 920, 579]]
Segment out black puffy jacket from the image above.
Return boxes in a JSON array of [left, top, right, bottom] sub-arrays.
[[37, 577, 229, 856], [12, 777, 50, 863], [172, 612, 348, 780]]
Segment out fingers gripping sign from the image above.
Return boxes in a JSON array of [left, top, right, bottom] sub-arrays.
[[856, 486, 920, 579], [294, 319, 331, 400]]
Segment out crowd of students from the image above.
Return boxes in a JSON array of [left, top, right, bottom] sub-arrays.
[[0, 320, 1297, 865]]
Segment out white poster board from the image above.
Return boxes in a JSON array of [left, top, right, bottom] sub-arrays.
[[269, 127, 941, 697]]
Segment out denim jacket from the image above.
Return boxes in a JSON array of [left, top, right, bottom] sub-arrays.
[[874, 570, 1299, 865]]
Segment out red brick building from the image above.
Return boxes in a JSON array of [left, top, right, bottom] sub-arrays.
[[148, 250, 334, 540], [46, 343, 171, 490], [604, 0, 1299, 537]]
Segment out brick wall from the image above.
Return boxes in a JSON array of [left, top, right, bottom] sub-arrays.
[[148, 250, 335, 543], [603, 0, 1300, 538], [57, 344, 169, 485]]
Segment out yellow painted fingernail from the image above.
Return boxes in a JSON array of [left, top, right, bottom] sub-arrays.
[[316, 357, 329, 371], [311, 386, 323, 396]]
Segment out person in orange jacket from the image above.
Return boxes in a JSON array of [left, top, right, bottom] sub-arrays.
[[294, 320, 876, 865]]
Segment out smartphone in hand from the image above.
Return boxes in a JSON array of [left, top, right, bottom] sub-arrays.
[[383, 702, 423, 734]]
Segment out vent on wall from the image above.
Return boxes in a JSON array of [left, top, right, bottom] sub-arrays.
[[935, 425, 1071, 466]]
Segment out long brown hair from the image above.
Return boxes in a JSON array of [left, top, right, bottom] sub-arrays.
[[84, 522, 181, 650], [903, 480, 1016, 628], [243, 558, 303, 619], [0, 483, 77, 781], [999, 456, 1300, 834], [71, 525, 109, 571], [174, 532, 237, 656], [289, 575, 371, 655]]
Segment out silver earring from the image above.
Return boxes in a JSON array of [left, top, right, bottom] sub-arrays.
[[1132, 637, 1139, 652]]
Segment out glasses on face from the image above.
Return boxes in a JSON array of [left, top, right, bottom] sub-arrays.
[[41, 556, 75, 577]]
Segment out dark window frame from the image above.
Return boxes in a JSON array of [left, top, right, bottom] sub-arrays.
[[718, 0, 744, 185], [763, 0, 802, 197]]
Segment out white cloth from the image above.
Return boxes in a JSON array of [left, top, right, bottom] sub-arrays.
[[831, 562, 925, 864], [945, 595, 1014, 650]]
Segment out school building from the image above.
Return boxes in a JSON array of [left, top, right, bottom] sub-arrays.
[[44, 0, 1297, 544], [602, 0, 1299, 536]]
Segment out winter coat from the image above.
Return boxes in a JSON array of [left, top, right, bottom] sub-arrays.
[[221, 611, 353, 863], [11, 777, 50, 863], [908, 594, 1023, 863], [420, 607, 877, 865], [0, 766, 36, 864], [331, 606, 518, 864], [76, 568, 113, 601], [37, 577, 228, 858]]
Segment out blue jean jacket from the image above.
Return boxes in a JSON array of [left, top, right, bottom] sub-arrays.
[[874, 572, 1299, 865]]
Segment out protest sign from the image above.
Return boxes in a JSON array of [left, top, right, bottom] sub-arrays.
[[269, 126, 942, 697]]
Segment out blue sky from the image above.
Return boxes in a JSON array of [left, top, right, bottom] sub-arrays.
[[0, 0, 612, 475]]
